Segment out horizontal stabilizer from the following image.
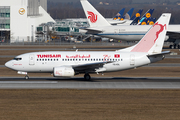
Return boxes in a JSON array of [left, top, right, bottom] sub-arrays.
[[147, 51, 171, 57]]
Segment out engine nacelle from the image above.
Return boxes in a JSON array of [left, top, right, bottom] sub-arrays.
[[53, 67, 75, 77]]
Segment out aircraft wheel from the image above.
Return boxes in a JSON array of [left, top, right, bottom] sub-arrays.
[[169, 45, 173, 49], [174, 44, 177, 49], [178, 45, 180, 49], [84, 74, 91, 80], [25, 75, 29, 80]]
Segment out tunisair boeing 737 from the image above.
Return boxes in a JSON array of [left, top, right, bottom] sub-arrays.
[[5, 13, 171, 80]]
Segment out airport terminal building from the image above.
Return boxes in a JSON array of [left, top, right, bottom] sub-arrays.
[[0, 0, 55, 43]]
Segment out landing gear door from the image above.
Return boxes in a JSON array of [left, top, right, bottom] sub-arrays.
[[130, 54, 135, 66], [29, 54, 35, 65]]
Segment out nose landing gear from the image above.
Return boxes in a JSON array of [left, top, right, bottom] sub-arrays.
[[17, 71, 29, 80]]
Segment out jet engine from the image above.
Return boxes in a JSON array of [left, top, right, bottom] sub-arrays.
[[53, 67, 75, 77]]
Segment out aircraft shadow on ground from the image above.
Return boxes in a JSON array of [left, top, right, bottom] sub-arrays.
[[0, 77, 180, 82]]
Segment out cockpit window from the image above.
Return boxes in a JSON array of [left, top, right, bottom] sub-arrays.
[[13, 58, 22, 61]]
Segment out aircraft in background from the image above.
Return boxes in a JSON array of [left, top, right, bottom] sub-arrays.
[[80, 0, 180, 49], [130, 9, 144, 21], [113, 8, 125, 20], [137, 17, 156, 25], [107, 8, 135, 25], [131, 9, 154, 25], [137, 9, 154, 24], [119, 8, 134, 21], [5, 13, 171, 80]]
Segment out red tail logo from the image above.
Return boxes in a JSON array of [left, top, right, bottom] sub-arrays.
[[131, 22, 166, 52], [87, 11, 97, 23]]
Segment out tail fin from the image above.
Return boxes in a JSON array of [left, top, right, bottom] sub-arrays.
[[120, 8, 134, 20], [124, 8, 134, 20], [138, 18, 148, 25], [113, 8, 125, 20], [131, 9, 143, 20], [140, 9, 154, 20], [120, 13, 171, 54], [80, 0, 111, 27], [148, 18, 156, 25], [138, 17, 156, 25], [130, 9, 143, 25], [137, 9, 154, 25]]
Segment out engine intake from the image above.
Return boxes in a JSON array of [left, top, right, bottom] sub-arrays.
[[54, 67, 75, 77]]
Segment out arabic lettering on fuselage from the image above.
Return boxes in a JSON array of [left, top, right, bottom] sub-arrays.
[[66, 55, 91, 59]]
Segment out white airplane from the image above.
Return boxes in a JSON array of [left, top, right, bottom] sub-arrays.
[[5, 13, 171, 80], [80, 0, 180, 49]]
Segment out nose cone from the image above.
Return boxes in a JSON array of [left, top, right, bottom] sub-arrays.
[[5, 61, 12, 69]]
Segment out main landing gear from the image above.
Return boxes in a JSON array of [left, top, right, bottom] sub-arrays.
[[25, 75, 29, 80], [169, 44, 180, 49], [84, 73, 91, 80]]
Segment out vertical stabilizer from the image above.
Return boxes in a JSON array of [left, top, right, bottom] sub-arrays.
[[124, 8, 134, 20], [80, 0, 111, 27], [119, 13, 171, 54], [113, 8, 125, 20], [131, 9, 143, 20], [137, 9, 154, 25]]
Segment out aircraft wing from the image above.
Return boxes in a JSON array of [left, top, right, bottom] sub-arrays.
[[72, 61, 111, 73], [80, 27, 103, 34]]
